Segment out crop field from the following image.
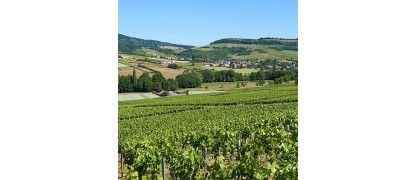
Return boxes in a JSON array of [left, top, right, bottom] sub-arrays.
[[187, 90, 222, 95], [119, 93, 145, 101], [118, 85, 298, 179], [119, 93, 160, 101], [118, 63, 129, 67], [202, 66, 259, 74]]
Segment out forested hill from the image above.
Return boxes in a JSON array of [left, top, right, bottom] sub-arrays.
[[210, 38, 298, 50], [118, 34, 194, 53]]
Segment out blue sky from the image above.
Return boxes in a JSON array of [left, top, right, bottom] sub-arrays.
[[119, 0, 297, 46]]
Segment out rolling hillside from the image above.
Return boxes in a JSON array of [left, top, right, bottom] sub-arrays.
[[118, 34, 298, 62], [193, 43, 298, 61], [118, 35, 298, 79], [118, 34, 194, 53]]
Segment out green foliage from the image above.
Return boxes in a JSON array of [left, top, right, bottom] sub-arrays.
[[118, 75, 134, 93], [176, 74, 202, 88], [176, 49, 229, 61], [176, 47, 252, 61], [151, 72, 167, 92], [168, 63, 180, 69], [255, 48, 266, 53], [249, 68, 298, 81], [236, 82, 240, 88], [166, 78, 179, 91], [118, 85, 298, 179], [241, 81, 247, 87], [132, 69, 137, 90], [118, 34, 193, 53], [210, 38, 298, 47], [270, 45, 298, 51], [201, 69, 214, 83], [152, 71, 166, 83], [160, 91, 169, 97], [137, 73, 153, 92], [274, 77, 284, 85], [257, 79, 266, 86]]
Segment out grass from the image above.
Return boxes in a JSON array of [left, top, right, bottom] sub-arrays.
[[180, 81, 258, 91], [133, 48, 176, 59], [118, 92, 160, 101], [202, 66, 259, 74], [182, 62, 205, 70], [193, 43, 298, 61], [181, 80, 296, 91], [118, 60, 130, 66], [118, 63, 128, 67]]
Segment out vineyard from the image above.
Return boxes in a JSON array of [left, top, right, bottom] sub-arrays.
[[118, 85, 298, 179]]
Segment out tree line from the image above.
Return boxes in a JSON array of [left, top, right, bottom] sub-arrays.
[[118, 70, 179, 93], [119, 68, 297, 93], [210, 38, 298, 46], [175, 47, 252, 61]]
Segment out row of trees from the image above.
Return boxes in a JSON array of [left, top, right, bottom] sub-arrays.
[[118, 70, 179, 93], [201, 68, 297, 83], [176, 47, 252, 61], [210, 38, 298, 47], [248, 68, 297, 81], [167, 63, 180, 69], [119, 68, 297, 93], [200, 69, 245, 83]]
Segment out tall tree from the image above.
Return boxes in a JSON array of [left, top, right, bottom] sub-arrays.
[[151, 71, 166, 91], [118, 75, 134, 92], [166, 78, 179, 91], [132, 69, 138, 91], [137, 72, 153, 92], [176, 74, 202, 88], [201, 69, 214, 83]]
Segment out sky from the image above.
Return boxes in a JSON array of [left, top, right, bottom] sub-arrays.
[[119, 0, 297, 46]]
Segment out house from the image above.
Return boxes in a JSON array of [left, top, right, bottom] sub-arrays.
[[162, 60, 175, 64]]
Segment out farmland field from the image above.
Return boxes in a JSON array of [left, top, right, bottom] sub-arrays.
[[194, 43, 298, 61], [119, 93, 160, 101], [202, 66, 259, 74], [187, 90, 222, 95], [118, 63, 129, 67], [118, 84, 298, 179]]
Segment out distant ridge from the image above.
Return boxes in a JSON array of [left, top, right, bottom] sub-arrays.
[[210, 38, 298, 45], [118, 34, 194, 53]]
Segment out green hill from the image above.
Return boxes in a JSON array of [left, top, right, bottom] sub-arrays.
[[119, 35, 298, 62], [192, 43, 297, 61], [118, 34, 194, 53]]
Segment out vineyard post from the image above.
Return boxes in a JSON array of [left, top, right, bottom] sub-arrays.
[[285, 125, 290, 132], [204, 147, 209, 165], [238, 139, 241, 154], [120, 149, 124, 179], [162, 157, 166, 180], [204, 147, 209, 177]]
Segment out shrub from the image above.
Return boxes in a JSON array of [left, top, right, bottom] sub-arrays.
[[160, 91, 169, 96], [168, 63, 180, 69]]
